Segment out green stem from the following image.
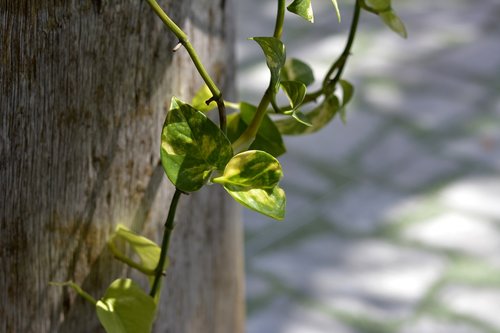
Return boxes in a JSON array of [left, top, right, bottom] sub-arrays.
[[149, 188, 183, 298], [322, 0, 361, 88], [108, 237, 155, 276], [232, 90, 272, 152], [232, 0, 286, 150], [145, 0, 226, 132], [273, 0, 286, 39]]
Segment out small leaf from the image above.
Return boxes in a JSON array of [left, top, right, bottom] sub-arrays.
[[224, 186, 286, 220], [281, 80, 307, 111], [226, 103, 286, 157], [212, 150, 283, 190], [287, 0, 314, 23], [275, 94, 340, 135], [339, 79, 355, 124], [161, 98, 233, 192], [365, 0, 390, 11], [281, 58, 315, 87], [108, 225, 161, 276], [191, 84, 216, 112], [330, 0, 341, 22], [251, 37, 286, 94], [379, 10, 407, 38], [339, 79, 354, 107], [96, 279, 156, 333]]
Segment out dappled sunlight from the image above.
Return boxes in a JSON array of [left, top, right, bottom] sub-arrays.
[[239, 0, 500, 332]]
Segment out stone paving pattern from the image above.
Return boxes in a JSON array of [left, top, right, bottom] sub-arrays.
[[236, 0, 500, 332]]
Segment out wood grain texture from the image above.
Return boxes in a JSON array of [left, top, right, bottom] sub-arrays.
[[0, 0, 244, 332]]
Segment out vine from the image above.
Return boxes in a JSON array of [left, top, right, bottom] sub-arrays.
[[53, 0, 407, 331]]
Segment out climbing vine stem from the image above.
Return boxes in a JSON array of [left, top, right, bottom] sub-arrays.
[[323, 0, 361, 88], [145, 0, 226, 132], [149, 188, 183, 298]]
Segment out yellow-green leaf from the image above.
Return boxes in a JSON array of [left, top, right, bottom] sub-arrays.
[[212, 150, 283, 190], [379, 10, 407, 38], [96, 279, 156, 333], [225, 186, 286, 220], [287, 0, 314, 23], [161, 97, 233, 192], [107, 225, 161, 276], [330, 0, 341, 22]]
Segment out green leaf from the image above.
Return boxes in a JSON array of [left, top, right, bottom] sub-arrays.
[[96, 279, 156, 333], [226, 102, 286, 157], [339, 79, 354, 107], [275, 94, 340, 135], [281, 58, 315, 87], [330, 0, 341, 22], [365, 0, 390, 11], [379, 10, 407, 38], [161, 97, 233, 192], [191, 84, 217, 112], [212, 150, 283, 190], [251, 37, 286, 94], [108, 225, 161, 276], [224, 186, 286, 220], [281, 80, 307, 111], [339, 79, 354, 124], [287, 0, 314, 23]]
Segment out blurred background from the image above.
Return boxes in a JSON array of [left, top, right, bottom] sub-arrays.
[[235, 0, 500, 332]]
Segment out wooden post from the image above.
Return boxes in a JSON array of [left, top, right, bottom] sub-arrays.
[[0, 1, 244, 332]]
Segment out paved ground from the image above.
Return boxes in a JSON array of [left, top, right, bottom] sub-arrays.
[[236, 0, 500, 332]]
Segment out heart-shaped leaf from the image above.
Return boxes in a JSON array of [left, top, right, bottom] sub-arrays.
[[275, 94, 340, 135], [226, 102, 286, 157], [161, 97, 233, 192], [96, 279, 156, 333], [281, 58, 315, 87], [212, 150, 283, 190], [287, 0, 314, 23], [107, 225, 161, 276], [251, 37, 286, 94], [224, 186, 286, 220]]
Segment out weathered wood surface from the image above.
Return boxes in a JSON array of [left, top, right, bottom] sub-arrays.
[[0, 1, 244, 332]]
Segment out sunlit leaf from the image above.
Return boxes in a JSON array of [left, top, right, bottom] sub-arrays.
[[161, 97, 233, 192], [96, 279, 156, 333], [287, 0, 314, 23], [379, 10, 407, 38], [281, 58, 315, 87], [291, 110, 312, 126], [330, 0, 341, 22], [108, 225, 161, 276], [275, 94, 340, 135], [251, 37, 286, 94], [191, 84, 216, 112], [224, 186, 286, 220], [226, 103, 286, 157], [212, 150, 282, 190]]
